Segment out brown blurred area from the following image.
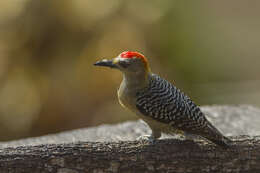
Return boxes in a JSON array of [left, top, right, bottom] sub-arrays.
[[0, 0, 260, 141]]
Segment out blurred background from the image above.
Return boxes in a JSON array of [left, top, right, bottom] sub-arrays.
[[0, 0, 260, 141]]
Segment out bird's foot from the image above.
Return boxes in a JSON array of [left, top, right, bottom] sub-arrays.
[[137, 135, 156, 144]]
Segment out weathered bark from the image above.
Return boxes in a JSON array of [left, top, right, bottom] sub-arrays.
[[0, 136, 260, 173], [0, 105, 260, 173]]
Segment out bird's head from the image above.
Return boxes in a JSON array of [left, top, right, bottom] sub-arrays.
[[94, 51, 151, 75]]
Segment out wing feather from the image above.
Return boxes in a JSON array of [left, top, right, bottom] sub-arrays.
[[136, 74, 207, 133]]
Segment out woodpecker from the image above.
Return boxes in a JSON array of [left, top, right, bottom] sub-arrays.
[[94, 51, 232, 148]]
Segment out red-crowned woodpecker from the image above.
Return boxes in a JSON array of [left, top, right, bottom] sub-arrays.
[[94, 51, 232, 148]]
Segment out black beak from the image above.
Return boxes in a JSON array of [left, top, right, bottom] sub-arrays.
[[94, 59, 117, 68]]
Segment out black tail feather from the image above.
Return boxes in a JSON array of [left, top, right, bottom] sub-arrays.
[[202, 121, 233, 149], [207, 135, 233, 149]]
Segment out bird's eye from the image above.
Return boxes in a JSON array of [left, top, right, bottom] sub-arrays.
[[119, 61, 130, 68]]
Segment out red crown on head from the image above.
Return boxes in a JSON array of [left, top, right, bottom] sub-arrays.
[[119, 51, 150, 72], [120, 51, 145, 59]]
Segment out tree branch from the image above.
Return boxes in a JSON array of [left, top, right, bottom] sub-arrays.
[[0, 136, 260, 173]]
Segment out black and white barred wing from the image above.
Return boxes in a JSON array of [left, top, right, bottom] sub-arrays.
[[136, 74, 208, 133]]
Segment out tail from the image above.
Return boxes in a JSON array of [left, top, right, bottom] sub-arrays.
[[201, 122, 233, 149], [206, 135, 233, 149]]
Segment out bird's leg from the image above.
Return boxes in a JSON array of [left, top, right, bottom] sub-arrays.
[[151, 129, 162, 139]]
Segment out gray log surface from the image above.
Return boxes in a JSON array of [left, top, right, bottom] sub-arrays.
[[0, 105, 260, 173]]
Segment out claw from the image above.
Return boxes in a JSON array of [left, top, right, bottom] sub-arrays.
[[137, 135, 156, 144]]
